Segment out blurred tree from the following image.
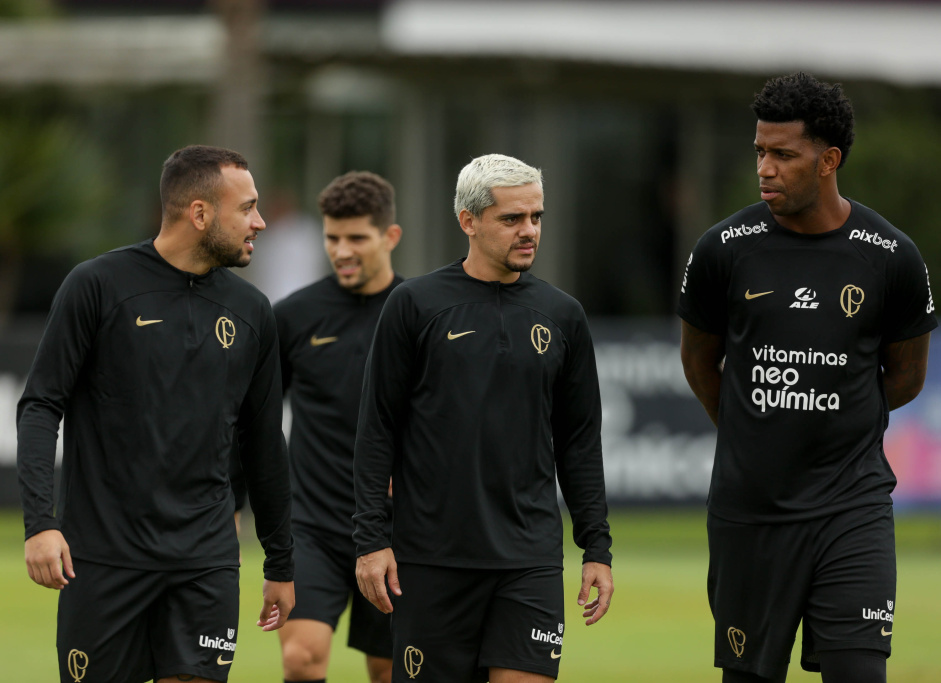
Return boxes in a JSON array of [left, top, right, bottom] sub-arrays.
[[0, 115, 114, 322], [0, 0, 55, 18], [841, 107, 941, 285]]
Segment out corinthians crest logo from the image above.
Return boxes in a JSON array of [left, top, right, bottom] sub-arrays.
[[531, 324, 551, 354], [67, 649, 89, 682], [840, 285, 865, 318], [727, 627, 746, 658], [404, 646, 423, 679], [215, 317, 236, 349]]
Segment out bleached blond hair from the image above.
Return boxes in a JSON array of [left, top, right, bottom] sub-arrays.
[[453, 153, 543, 219]]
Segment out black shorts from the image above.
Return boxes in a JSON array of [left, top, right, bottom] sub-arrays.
[[291, 524, 392, 658], [707, 504, 896, 678], [391, 563, 565, 683], [57, 559, 240, 683]]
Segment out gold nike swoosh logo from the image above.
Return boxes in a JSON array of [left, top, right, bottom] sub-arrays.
[[881, 626, 892, 636], [447, 330, 476, 340], [550, 649, 562, 659], [136, 316, 163, 326], [744, 290, 773, 300], [217, 655, 234, 665], [310, 335, 338, 346]]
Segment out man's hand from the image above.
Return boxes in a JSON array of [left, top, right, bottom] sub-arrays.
[[578, 561, 613, 625], [257, 580, 295, 631], [25, 529, 74, 589], [355, 547, 401, 614]]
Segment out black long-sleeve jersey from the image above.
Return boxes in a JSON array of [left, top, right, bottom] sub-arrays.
[[275, 275, 403, 537], [17, 240, 294, 580], [353, 260, 612, 569], [678, 200, 937, 523]]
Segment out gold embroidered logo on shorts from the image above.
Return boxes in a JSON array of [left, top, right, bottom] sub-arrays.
[[531, 324, 551, 354], [404, 645, 424, 678], [67, 649, 89, 682], [727, 627, 746, 658], [215, 317, 236, 349], [840, 285, 865, 318]]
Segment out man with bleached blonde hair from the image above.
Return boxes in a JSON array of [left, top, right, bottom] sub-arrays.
[[354, 153, 613, 683]]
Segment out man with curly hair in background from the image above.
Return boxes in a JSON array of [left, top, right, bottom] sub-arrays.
[[679, 73, 935, 683], [274, 171, 402, 683]]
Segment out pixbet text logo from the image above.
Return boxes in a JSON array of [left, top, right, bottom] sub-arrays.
[[849, 228, 897, 252], [721, 221, 768, 244]]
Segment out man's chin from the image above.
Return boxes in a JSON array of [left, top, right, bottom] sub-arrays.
[[338, 276, 366, 291], [506, 257, 535, 273]]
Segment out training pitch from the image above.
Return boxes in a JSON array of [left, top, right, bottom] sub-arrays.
[[1, 509, 938, 682]]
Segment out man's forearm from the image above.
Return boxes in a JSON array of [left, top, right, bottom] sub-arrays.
[[686, 366, 721, 426], [882, 333, 930, 411], [680, 321, 725, 427]]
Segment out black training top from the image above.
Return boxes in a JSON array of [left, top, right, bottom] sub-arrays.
[[17, 240, 294, 581], [353, 259, 612, 569], [678, 200, 937, 523], [275, 275, 403, 537]]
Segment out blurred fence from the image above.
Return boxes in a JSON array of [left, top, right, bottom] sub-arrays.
[[1, 318, 940, 509]]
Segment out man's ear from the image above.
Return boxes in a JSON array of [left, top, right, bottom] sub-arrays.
[[819, 146, 842, 177], [458, 209, 476, 237], [384, 224, 403, 251], [190, 200, 213, 232]]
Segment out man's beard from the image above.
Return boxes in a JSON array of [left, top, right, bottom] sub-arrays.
[[504, 240, 537, 272], [197, 216, 248, 269]]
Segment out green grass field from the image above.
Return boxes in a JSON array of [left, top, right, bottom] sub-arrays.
[[2, 509, 938, 682]]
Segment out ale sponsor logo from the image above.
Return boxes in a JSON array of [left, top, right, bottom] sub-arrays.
[[789, 287, 819, 310]]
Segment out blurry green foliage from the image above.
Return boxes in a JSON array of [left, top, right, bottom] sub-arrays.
[[0, 114, 117, 316], [0, 0, 55, 18], [841, 108, 941, 282], [0, 114, 115, 256]]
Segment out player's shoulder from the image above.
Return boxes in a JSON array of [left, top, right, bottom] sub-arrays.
[[518, 272, 586, 318], [388, 261, 463, 304], [697, 202, 773, 253], [64, 240, 153, 289], [843, 199, 923, 262]]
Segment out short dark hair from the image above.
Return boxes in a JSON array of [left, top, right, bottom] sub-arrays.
[[160, 145, 249, 222], [318, 171, 395, 229], [752, 72, 855, 168]]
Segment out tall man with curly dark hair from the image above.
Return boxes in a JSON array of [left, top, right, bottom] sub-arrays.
[[679, 73, 935, 683]]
